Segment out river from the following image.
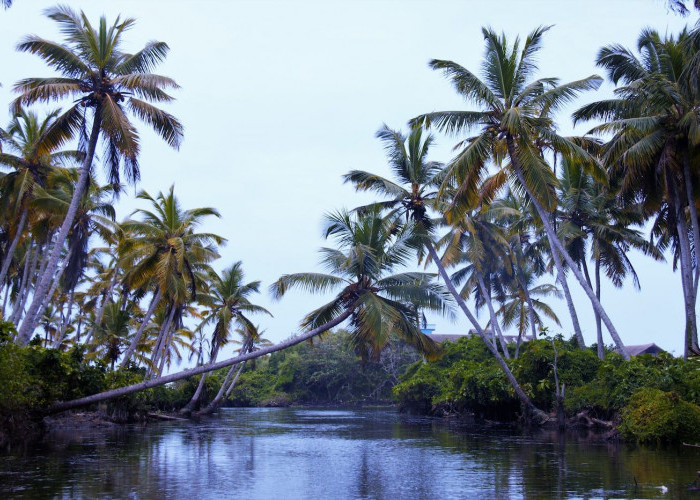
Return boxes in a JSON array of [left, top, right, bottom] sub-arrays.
[[2, 407, 699, 499]]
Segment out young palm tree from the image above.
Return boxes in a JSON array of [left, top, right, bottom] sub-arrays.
[[118, 186, 224, 368], [13, 6, 183, 344], [410, 26, 630, 358], [573, 28, 700, 357]]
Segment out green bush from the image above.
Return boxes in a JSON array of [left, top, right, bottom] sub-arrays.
[[619, 388, 700, 443]]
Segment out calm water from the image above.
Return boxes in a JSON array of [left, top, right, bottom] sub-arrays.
[[2, 407, 700, 499]]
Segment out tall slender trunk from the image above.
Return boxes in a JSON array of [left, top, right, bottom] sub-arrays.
[[93, 269, 119, 327], [17, 106, 103, 345], [554, 254, 585, 348], [477, 272, 510, 358], [426, 243, 546, 421], [32, 250, 71, 330], [51, 308, 354, 413], [149, 304, 176, 378], [514, 251, 538, 340], [11, 242, 35, 324], [0, 209, 27, 290], [506, 136, 627, 359], [682, 154, 700, 298], [119, 289, 162, 368], [594, 256, 604, 360], [53, 289, 74, 348]]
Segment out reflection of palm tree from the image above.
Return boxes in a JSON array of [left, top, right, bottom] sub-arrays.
[[14, 6, 183, 343], [411, 26, 629, 358]]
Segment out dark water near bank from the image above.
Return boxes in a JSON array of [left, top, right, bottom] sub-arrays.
[[2, 408, 700, 499]]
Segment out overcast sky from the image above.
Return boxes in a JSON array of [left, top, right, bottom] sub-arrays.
[[0, 1, 693, 358]]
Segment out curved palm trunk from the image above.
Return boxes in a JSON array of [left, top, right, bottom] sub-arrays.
[[477, 272, 510, 359], [32, 250, 71, 330], [555, 260, 585, 348], [426, 243, 547, 422], [0, 208, 27, 290], [506, 137, 626, 359], [149, 304, 176, 378], [17, 106, 102, 345], [119, 289, 162, 368], [50, 308, 354, 413]]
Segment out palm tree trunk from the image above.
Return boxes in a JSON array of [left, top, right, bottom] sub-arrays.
[[180, 343, 221, 413], [553, 251, 585, 348], [32, 250, 71, 330], [514, 255, 538, 340], [0, 208, 27, 290], [196, 337, 252, 416], [149, 304, 176, 377], [11, 242, 35, 324], [477, 272, 510, 358], [51, 308, 354, 413], [506, 137, 626, 358], [426, 243, 546, 422], [594, 256, 604, 360], [17, 105, 103, 345], [119, 289, 162, 368], [93, 269, 119, 327], [53, 289, 74, 348], [683, 154, 700, 298]]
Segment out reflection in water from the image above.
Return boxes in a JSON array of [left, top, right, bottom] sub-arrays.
[[2, 408, 700, 499]]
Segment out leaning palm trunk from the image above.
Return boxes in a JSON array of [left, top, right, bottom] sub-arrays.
[[11, 242, 36, 324], [514, 259, 538, 340], [119, 289, 162, 369], [52, 290, 74, 348], [426, 243, 547, 422], [149, 305, 177, 378], [50, 308, 354, 413], [0, 209, 27, 290], [93, 270, 119, 328], [196, 343, 251, 417], [477, 273, 510, 358], [506, 138, 627, 359], [180, 343, 221, 413], [556, 261, 585, 348], [594, 257, 604, 360], [32, 250, 71, 330], [17, 106, 103, 345]]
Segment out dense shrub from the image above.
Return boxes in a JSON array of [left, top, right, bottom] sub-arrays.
[[619, 388, 700, 443]]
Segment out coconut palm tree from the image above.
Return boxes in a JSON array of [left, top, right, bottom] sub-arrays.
[[181, 262, 271, 413], [574, 28, 700, 357], [410, 26, 630, 358], [118, 185, 224, 368], [13, 6, 183, 344], [345, 125, 548, 420], [0, 109, 80, 293], [272, 209, 447, 361]]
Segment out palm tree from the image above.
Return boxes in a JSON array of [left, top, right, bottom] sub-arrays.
[[410, 26, 630, 359], [181, 262, 271, 413], [118, 186, 224, 368], [345, 125, 547, 420], [0, 109, 80, 294], [272, 209, 447, 361], [13, 6, 183, 344], [557, 159, 662, 358], [88, 299, 132, 371]]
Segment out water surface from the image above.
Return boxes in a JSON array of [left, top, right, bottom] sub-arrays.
[[2, 407, 699, 499]]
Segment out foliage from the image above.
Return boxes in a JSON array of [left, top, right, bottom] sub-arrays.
[[619, 388, 700, 443], [228, 329, 421, 406]]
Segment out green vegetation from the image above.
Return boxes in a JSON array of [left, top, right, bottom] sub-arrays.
[[619, 388, 700, 443]]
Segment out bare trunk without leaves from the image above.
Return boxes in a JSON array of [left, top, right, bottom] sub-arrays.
[[50, 308, 354, 413], [32, 250, 71, 330], [683, 154, 700, 298], [506, 136, 627, 359], [11, 242, 36, 324], [149, 304, 176, 378], [119, 289, 163, 368], [0, 209, 27, 290], [426, 243, 547, 422], [477, 272, 510, 358], [17, 106, 103, 345]]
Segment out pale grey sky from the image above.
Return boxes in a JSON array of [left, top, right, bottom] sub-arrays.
[[0, 1, 692, 358]]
